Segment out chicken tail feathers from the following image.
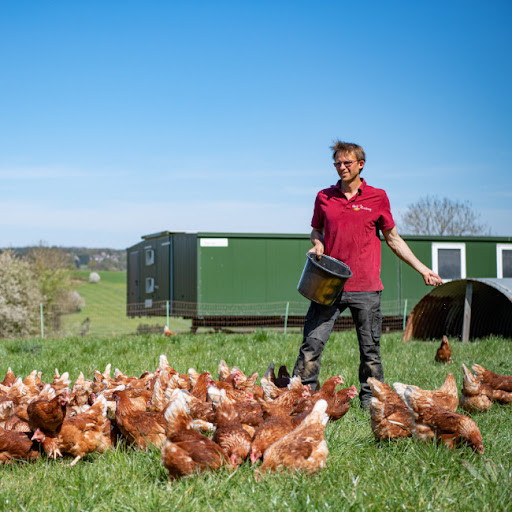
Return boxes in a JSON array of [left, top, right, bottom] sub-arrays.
[[207, 386, 226, 407], [370, 397, 386, 422], [164, 391, 192, 433], [367, 377, 387, 399], [264, 362, 275, 381], [392, 382, 407, 400], [471, 364, 486, 379], [218, 360, 231, 381], [306, 398, 329, 427], [288, 376, 303, 391], [439, 374, 457, 395], [89, 394, 107, 415], [403, 386, 433, 413]]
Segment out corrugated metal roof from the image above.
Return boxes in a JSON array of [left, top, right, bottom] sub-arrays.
[[403, 278, 512, 341], [476, 278, 512, 300]]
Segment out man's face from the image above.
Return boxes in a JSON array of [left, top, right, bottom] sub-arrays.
[[333, 151, 364, 183]]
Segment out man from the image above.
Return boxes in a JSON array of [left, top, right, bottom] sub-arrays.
[[293, 141, 442, 407]]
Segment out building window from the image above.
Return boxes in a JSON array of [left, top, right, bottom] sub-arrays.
[[432, 243, 466, 280], [145, 248, 155, 266], [145, 277, 155, 294], [497, 244, 512, 278]]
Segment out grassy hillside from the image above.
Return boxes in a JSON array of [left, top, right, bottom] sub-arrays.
[[58, 271, 191, 337], [0, 331, 510, 511]]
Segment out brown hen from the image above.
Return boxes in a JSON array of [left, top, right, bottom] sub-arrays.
[[1, 367, 16, 387], [113, 389, 166, 450], [0, 427, 40, 464], [27, 389, 69, 436], [257, 399, 329, 476], [210, 388, 252, 466], [68, 372, 94, 414], [313, 376, 357, 421], [290, 377, 356, 423], [403, 386, 484, 454], [460, 364, 493, 413], [33, 394, 112, 465], [161, 391, 227, 480], [367, 377, 412, 439], [250, 399, 295, 463], [472, 364, 512, 392], [393, 373, 459, 412], [435, 336, 453, 364], [271, 377, 310, 410], [189, 371, 212, 401]]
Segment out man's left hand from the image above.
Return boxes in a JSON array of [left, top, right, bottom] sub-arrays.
[[423, 270, 443, 286]]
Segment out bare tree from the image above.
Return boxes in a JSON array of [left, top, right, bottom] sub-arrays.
[[25, 244, 77, 331], [400, 196, 491, 236]]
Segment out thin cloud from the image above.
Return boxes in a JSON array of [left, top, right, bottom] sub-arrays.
[[1, 198, 508, 248], [0, 199, 311, 235], [163, 168, 316, 181], [283, 185, 323, 196], [0, 166, 129, 179], [488, 190, 512, 198], [378, 171, 431, 179]]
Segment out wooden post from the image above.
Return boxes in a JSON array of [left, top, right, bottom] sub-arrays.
[[462, 280, 473, 343], [402, 308, 415, 342]]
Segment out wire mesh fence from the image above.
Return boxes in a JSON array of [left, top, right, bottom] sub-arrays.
[[39, 297, 411, 339]]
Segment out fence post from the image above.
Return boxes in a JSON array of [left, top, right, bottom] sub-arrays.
[[402, 299, 408, 331], [284, 302, 290, 334], [166, 301, 170, 328], [40, 302, 45, 339]]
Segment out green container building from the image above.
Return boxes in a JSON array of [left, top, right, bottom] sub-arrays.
[[127, 231, 512, 330], [127, 231, 313, 319]]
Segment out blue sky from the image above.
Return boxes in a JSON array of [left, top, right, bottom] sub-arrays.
[[1, 1, 511, 249]]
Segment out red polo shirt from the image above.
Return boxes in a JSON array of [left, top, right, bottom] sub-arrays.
[[311, 178, 395, 292]]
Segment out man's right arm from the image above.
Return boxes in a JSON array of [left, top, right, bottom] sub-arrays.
[[382, 226, 443, 286], [309, 228, 324, 259]]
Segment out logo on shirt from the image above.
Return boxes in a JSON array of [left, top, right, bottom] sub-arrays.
[[352, 204, 372, 212]]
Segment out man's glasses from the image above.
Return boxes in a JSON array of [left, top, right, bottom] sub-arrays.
[[333, 160, 357, 168]]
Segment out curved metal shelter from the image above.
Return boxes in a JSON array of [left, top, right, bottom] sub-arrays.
[[403, 278, 512, 341]]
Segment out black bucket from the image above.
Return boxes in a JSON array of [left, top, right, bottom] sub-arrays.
[[297, 253, 353, 305]]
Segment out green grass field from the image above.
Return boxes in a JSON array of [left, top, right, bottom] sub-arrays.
[[57, 271, 191, 337], [0, 330, 511, 511]]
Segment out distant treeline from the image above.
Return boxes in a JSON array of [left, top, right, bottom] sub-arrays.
[[1, 246, 127, 271]]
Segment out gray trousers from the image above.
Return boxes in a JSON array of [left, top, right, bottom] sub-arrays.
[[293, 290, 384, 404]]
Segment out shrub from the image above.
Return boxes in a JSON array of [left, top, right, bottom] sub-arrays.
[[0, 250, 42, 338], [58, 290, 86, 314], [88, 272, 101, 283]]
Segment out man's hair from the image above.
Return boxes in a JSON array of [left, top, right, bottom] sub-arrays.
[[330, 140, 366, 162]]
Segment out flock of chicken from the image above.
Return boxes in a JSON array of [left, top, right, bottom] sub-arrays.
[[369, 336, 512, 455], [0, 356, 358, 477], [0, 335, 511, 479]]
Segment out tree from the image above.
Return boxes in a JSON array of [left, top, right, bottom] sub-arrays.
[[400, 196, 491, 236], [0, 250, 42, 338], [25, 245, 77, 330], [25, 245, 74, 302]]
